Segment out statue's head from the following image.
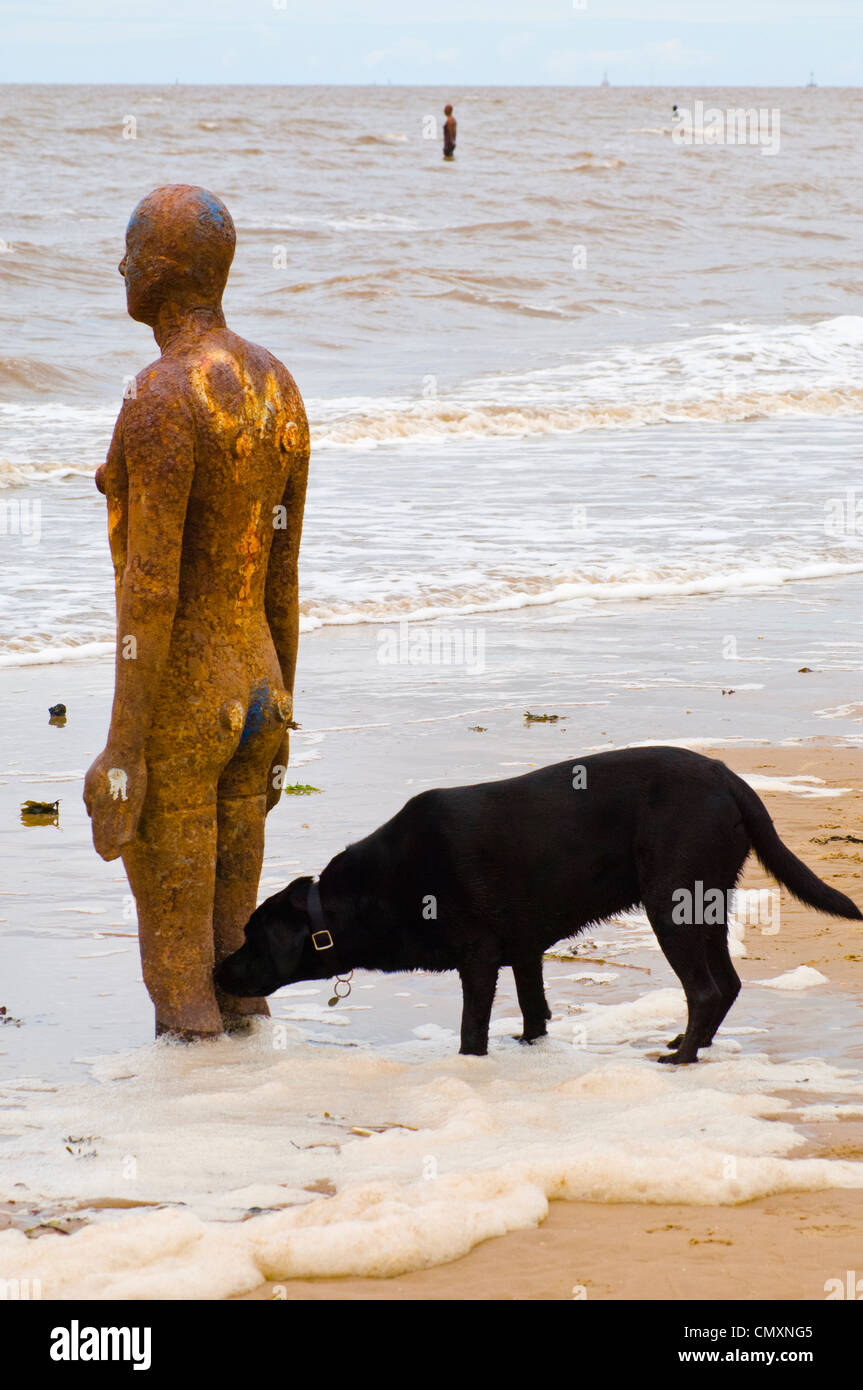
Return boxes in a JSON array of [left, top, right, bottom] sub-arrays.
[[119, 184, 236, 326]]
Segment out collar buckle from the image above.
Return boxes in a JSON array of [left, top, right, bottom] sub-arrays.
[[311, 928, 334, 952]]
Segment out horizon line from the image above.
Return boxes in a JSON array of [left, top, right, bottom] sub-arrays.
[[0, 80, 853, 89]]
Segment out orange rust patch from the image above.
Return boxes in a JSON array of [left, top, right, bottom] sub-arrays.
[[278, 420, 299, 454], [238, 500, 263, 604]]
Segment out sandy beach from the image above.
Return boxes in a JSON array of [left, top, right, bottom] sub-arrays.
[[239, 1192, 863, 1301]]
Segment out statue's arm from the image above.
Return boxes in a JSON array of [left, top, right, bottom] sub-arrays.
[[106, 378, 195, 752], [84, 376, 195, 860], [96, 411, 129, 605], [265, 401, 310, 694], [262, 398, 309, 813]]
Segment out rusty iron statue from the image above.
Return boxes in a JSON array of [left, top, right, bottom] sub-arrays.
[[84, 185, 310, 1040]]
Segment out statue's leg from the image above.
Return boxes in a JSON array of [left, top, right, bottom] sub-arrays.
[[213, 790, 271, 1028], [213, 692, 286, 1029], [120, 669, 287, 1038], [123, 787, 223, 1041]]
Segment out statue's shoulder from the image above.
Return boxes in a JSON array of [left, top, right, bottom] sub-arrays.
[[122, 355, 158, 395], [266, 351, 306, 415], [127, 355, 191, 401], [119, 357, 196, 436], [225, 332, 305, 404]]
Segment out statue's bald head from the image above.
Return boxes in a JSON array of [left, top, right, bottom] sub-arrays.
[[120, 185, 235, 326]]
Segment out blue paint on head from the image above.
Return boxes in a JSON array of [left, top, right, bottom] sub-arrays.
[[198, 189, 227, 230], [125, 201, 153, 244], [240, 683, 269, 746]]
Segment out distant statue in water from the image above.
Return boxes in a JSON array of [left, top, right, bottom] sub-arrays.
[[443, 104, 457, 160], [84, 185, 310, 1039]]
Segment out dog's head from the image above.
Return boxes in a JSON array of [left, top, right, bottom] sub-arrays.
[[215, 875, 323, 997]]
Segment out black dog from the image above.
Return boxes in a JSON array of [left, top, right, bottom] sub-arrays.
[[216, 746, 861, 1062]]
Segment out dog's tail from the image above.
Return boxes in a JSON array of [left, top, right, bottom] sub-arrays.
[[726, 768, 862, 920]]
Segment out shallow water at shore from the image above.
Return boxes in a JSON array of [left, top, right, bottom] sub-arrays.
[[4, 573, 863, 1082]]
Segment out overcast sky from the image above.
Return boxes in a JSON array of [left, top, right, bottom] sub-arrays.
[[1, 1, 861, 85]]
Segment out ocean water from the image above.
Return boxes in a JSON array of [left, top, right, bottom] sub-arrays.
[[2, 84, 863, 661]]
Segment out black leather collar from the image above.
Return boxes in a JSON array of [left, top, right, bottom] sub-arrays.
[[307, 879, 334, 952]]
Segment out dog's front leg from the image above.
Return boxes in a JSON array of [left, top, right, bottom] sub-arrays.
[[458, 961, 499, 1055]]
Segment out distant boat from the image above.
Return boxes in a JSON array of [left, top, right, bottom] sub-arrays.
[[600, 71, 610, 88], [807, 71, 817, 87]]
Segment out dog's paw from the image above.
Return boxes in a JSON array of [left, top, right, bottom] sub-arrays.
[[667, 1033, 711, 1051], [657, 1049, 698, 1065]]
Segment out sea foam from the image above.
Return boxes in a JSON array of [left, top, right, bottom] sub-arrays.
[[1, 999, 862, 1299]]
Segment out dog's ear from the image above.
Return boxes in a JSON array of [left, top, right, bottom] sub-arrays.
[[286, 875, 314, 915], [242, 876, 313, 985], [262, 917, 307, 983]]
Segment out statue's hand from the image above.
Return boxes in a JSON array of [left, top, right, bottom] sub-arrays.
[[265, 733, 291, 814], [83, 747, 147, 861]]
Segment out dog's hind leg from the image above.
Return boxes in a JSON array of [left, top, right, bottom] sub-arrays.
[[666, 927, 740, 1051], [643, 905, 724, 1064], [699, 924, 741, 1046], [513, 958, 551, 1043], [458, 960, 500, 1055], [639, 792, 749, 1062]]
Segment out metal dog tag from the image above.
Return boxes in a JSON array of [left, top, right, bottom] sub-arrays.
[[327, 974, 353, 1007]]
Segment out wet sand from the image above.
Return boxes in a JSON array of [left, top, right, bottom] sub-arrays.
[[239, 1190, 863, 1301]]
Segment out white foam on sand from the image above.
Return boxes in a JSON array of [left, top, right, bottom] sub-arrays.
[[742, 774, 851, 799], [1, 995, 862, 1300], [756, 966, 830, 991]]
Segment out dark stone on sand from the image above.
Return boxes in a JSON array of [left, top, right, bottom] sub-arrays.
[[21, 798, 60, 825]]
